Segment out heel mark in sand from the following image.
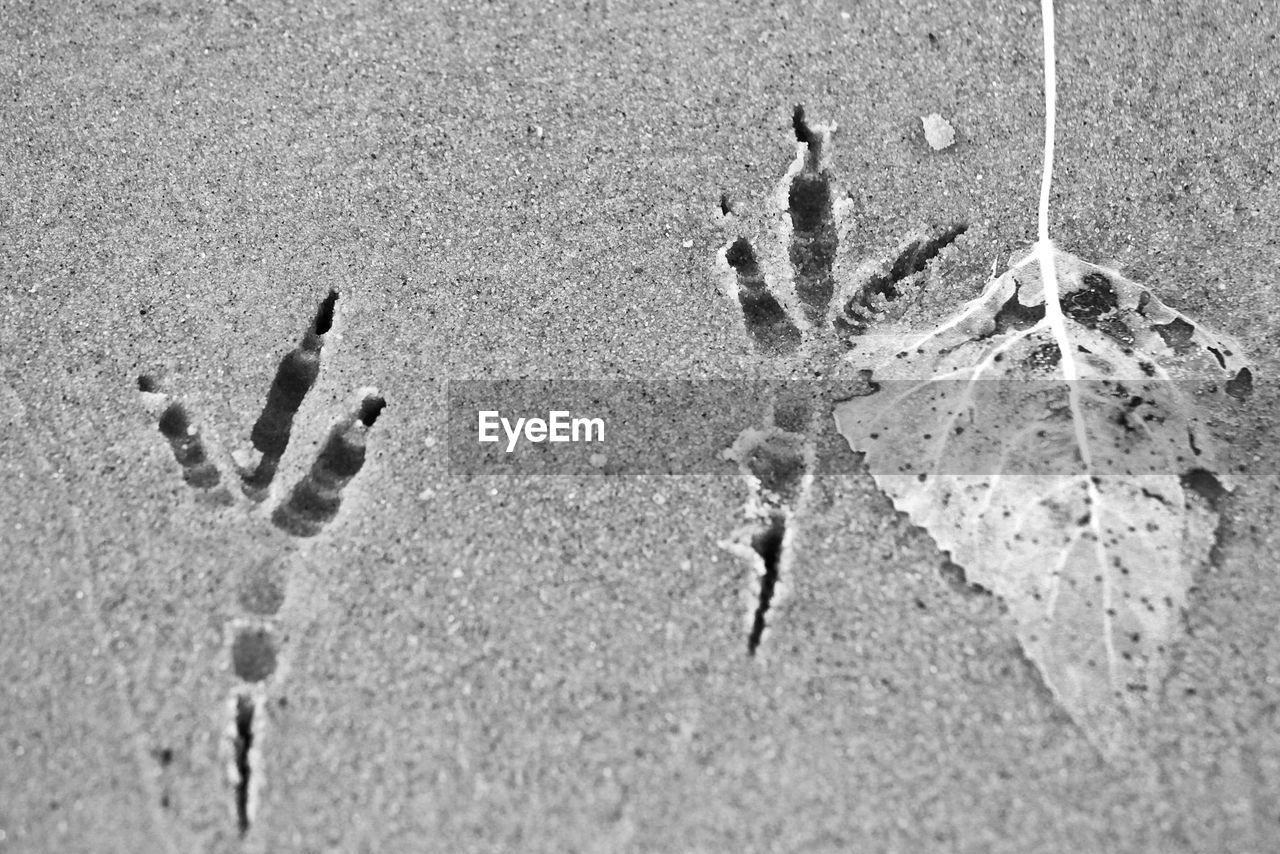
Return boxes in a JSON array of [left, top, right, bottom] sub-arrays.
[[747, 513, 787, 655], [231, 694, 256, 838], [726, 417, 811, 656]]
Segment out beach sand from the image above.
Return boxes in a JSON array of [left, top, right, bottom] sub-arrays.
[[3, 1, 1279, 851]]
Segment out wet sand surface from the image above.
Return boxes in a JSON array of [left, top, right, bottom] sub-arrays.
[[3, 1, 1280, 851]]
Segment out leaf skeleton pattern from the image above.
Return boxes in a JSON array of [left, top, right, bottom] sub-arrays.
[[834, 246, 1253, 752]]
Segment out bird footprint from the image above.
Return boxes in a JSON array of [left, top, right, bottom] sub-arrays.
[[716, 105, 968, 655], [138, 288, 384, 838]]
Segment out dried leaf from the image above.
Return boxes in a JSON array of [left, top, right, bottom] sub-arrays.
[[834, 246, 1252, 750]]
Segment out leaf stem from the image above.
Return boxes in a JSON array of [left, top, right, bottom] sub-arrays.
[[1035, 3, 1112, 674], [1037, 0, 1057, 252], [1036, 0, 1077, 382]]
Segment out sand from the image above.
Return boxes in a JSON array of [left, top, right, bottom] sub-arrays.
[[3, 0, 1279, 851]]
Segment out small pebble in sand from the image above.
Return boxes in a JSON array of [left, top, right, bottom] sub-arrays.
[[921, 113, 955, 150]]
